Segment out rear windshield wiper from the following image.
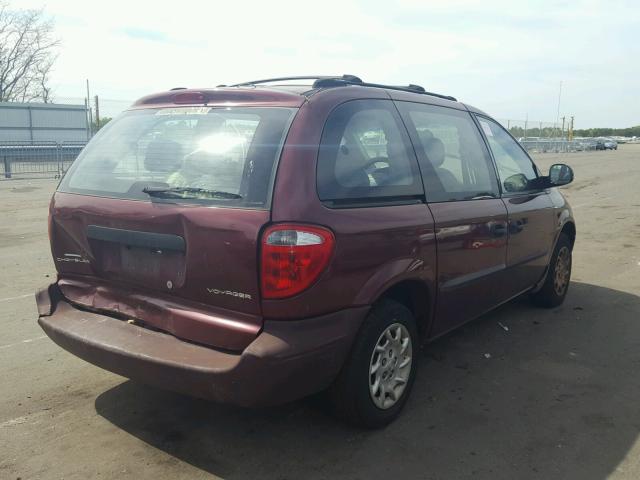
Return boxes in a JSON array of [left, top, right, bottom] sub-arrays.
[[142, 186, 242, 200]]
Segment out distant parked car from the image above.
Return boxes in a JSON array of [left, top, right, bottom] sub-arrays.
[[576, 138, 596, 151], [595, 138, 617, 150]]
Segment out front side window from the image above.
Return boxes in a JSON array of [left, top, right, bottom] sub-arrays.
[[476, 117, 539, 194], [397, 102, 499, 203], [58, 106, 296, 208], [317, 100, 423, 203]]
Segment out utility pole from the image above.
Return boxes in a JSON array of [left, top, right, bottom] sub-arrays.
[[569, 116, 574, 141], [86, 79, 93, 136], [556, 80, 563, 137], [561, 116, 566, 139], [94, 95, 100, 130], [524, 113, 528, 140], [84, 98, 90, 140]]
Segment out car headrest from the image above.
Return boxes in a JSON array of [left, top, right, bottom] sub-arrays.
[[424, 137, 446, 167], [144, 140, 183, 173], [417, 129, 434, 143]]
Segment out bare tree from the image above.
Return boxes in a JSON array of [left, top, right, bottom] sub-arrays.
[[0, 1, 59, 103]]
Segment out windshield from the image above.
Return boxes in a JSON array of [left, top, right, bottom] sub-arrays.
[[58, 106, 297, 208]]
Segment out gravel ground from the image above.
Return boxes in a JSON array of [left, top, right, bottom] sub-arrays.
[[1, 145, 639, 480]]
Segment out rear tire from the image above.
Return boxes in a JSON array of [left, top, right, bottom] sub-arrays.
[[532, 233, 572, 308], [328, 299, 418, 428]]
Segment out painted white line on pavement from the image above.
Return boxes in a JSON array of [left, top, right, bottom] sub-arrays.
[[0, 293, 31, 303], [0, 335, 47, 350]]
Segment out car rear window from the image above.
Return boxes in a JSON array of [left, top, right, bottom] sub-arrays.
[[58, 106, 297, 208]]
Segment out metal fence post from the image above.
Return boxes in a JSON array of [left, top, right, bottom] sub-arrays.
[[28, 105, 34, 144], [3, 155, 11, 178], [56, 142, 62, 177]]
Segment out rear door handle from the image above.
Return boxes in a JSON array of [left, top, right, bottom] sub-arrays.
[[490, 223, 507, 237], [509, 219, 525, 234]]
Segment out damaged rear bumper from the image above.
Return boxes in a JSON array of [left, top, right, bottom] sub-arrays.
[[36, 283, 367, 407]]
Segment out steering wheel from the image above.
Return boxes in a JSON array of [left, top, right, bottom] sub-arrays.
[[344, 157, 391, 186], [361, 156, 391, 171]]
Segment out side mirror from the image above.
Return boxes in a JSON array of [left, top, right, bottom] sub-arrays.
[[548, 163, 574, 187]]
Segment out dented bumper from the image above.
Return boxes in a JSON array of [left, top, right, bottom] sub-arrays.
[[36, 283, 367, 407]]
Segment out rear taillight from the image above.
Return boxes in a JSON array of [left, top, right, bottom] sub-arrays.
[[261, 224, 335, 299]]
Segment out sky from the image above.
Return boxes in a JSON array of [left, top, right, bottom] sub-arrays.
[[15, 0, 640, 128]]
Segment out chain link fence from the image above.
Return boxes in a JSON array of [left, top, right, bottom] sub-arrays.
[[496, 118, 591, 153], [0, 142, 85, 179]]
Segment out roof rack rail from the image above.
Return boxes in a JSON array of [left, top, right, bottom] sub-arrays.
[[227, 75, 457, 102], [229, 76, 353, 87], [312, 77, 456, 101]]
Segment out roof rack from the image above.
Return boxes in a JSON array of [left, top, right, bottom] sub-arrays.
[[229, 75, 455, 101], [228, 76, 344, 87], [312, 76, 456, 101], [227, 75, 457, 102]]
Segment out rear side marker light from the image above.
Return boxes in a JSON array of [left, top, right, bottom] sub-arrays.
[[261, 224, 335, 299]]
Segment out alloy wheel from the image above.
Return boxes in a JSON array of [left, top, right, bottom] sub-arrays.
[[369, 323, 413, 410], [554, 246, 571, 296]]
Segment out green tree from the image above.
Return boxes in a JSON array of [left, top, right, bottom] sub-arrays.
[[573, 126, 640, 137], [91, 117, 111, 132]]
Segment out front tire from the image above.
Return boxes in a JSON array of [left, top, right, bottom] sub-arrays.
[[532, 233, 572, 308], [328, 299, 418, 428]]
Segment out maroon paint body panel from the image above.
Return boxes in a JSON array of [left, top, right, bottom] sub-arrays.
[[38, 82, 576, 408], [502, 192, 556, 296], [427, 199, 509, 338], [265, 203, 436, 319], [132, 87, 306, 109], [50, 191, 269, 350]]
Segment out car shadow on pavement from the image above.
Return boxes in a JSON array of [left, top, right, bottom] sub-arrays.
[[95, 282, 640, 480]]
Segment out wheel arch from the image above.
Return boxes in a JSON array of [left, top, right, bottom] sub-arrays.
[[372, 279, 433, 342], [560, 221, 576, 249], [532, 219, 576, 293]]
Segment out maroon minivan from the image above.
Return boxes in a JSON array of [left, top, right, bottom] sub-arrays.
[[37, 75, 576, 427]]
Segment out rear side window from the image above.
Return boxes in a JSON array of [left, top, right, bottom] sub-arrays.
[[58, 106, 296, 208], [476, 116, 539, 194], [397, 102, 499, 203], [317, 100, 423, 203]]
